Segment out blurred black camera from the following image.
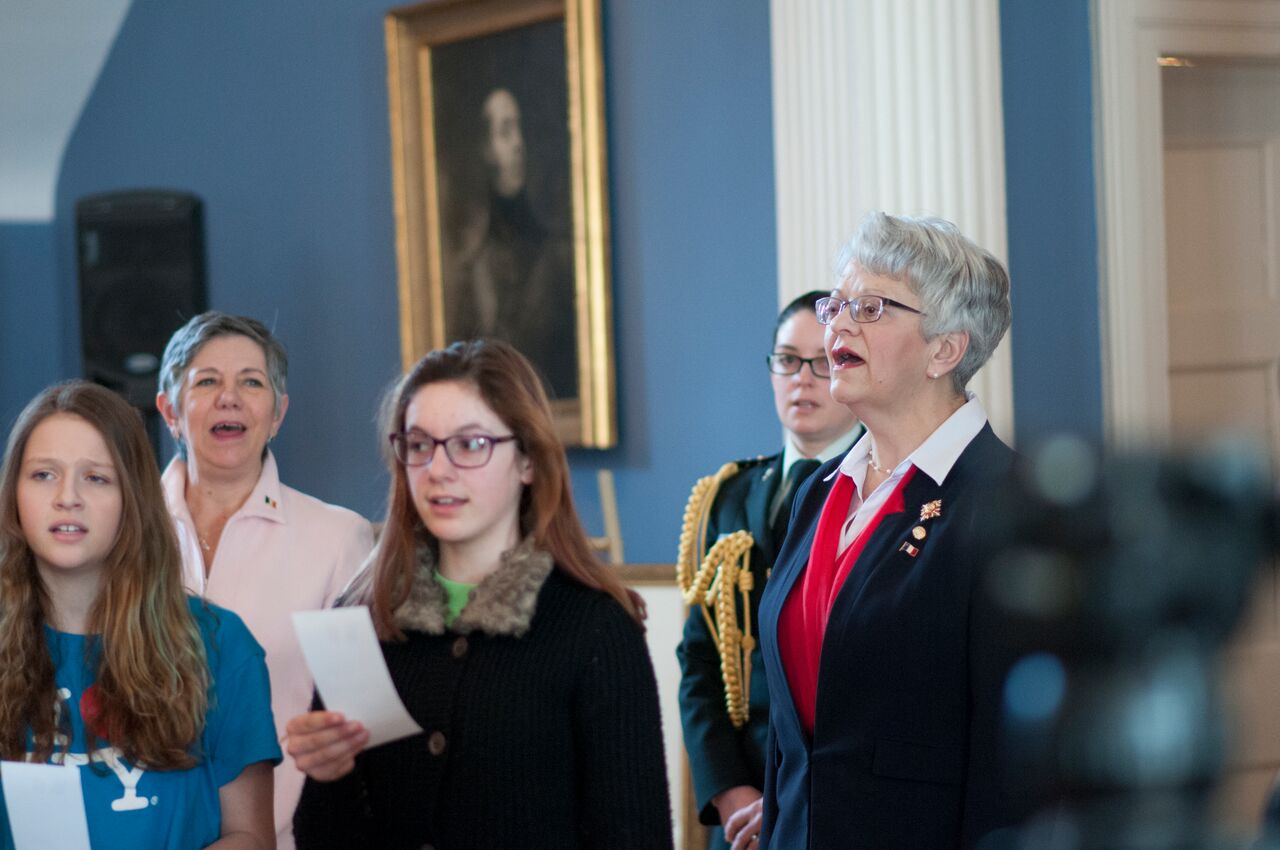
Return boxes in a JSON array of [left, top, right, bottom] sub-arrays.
[[977, 435, 1279, 849]]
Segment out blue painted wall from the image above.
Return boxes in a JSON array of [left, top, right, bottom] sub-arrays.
[[52, 0, 780, 562], [22, 0, 1107, 560], [567, 0, 780, 557], [0, 222, 64, 433], [55, 0, 403, 519], [1000, 0, 1104, 442]]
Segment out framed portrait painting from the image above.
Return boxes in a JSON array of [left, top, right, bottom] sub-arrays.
[[385, 0, 617, 448]]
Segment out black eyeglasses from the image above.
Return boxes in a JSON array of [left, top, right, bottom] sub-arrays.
[[766, 353, 831, 378], [815, 295, 924, 325], [389, 431, 518, 468]]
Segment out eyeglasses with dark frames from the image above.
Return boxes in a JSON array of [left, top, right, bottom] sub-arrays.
[[389, 430, 518, 468], [766, 353, 831, 378], [815, 295, 925, 325]]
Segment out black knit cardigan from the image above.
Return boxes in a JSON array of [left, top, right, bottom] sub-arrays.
[[293, 543, 673, 850]]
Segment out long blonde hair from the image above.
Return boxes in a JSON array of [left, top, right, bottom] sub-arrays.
[[362, 340, 643, 641], [0, 382, 208, 768]]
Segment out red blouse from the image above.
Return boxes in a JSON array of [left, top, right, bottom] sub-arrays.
[[777, 466, 917, 735]]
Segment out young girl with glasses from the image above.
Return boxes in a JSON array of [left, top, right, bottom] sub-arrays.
[[288, 339, 671, 849], [0, 381, 280, 848]]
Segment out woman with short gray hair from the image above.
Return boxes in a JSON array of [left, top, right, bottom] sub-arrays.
[[155, 311, 374, 850], [157, 312, 289, 439], [756, 213, 1017, 848]]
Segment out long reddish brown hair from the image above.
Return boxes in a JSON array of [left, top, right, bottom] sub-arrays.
[[0, 382, 207, 768], [363, 340, 642, 640]]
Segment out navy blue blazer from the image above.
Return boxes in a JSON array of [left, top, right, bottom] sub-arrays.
[[758, 425, 1017, 849]]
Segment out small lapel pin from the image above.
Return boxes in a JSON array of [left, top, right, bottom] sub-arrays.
[[899, 541, 919, 558], [911, 526, 926, 540], [919, 500, 942, 521]]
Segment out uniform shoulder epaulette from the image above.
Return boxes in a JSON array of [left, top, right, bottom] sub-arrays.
[[702, 452, 779, 484], [682, 453, 780, 532], [727, 453, 777, 472]]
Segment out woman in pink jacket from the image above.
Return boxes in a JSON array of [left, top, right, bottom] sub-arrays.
[[155, 311, 374, 849]]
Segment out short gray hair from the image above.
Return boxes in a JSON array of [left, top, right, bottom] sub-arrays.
[[158, 311, 289, 416], [835, 212, 1011, 391]]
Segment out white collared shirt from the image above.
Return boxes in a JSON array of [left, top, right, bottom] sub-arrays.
[[833, 394, 988, 554]]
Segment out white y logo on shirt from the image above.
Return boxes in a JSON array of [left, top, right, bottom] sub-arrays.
[[46, 687, 151, 811]]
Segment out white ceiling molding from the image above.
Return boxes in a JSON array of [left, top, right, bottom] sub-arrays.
[[769, 0, 1014, 442], [0, 0, 133, 221]]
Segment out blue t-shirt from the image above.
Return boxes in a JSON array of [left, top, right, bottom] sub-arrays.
[[0, 598, 281, 850]]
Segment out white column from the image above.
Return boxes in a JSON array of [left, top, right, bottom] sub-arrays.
[[770, 0, 1015, 441]]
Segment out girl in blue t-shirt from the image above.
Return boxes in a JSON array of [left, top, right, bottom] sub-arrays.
[[0, 381, 281, 849]]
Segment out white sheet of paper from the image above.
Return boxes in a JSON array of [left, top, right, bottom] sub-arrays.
[[1, 761, 91, 850], [292, 606, 423, 748]]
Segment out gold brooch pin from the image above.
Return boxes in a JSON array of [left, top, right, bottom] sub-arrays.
[[911, 526, 927, 540], [919, 500, 942, 521]]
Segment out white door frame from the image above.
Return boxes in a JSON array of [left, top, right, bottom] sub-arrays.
[[1094, 0, 1280, 448]]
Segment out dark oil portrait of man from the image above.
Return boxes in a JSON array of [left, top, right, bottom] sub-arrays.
[[431, 20, 577, 400]]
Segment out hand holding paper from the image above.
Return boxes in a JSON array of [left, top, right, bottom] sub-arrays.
[[292, 606, 423, 749], [1, 761, 92, 850]]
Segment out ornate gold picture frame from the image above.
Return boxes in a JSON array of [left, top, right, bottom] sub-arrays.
[[385, 0, 616, 447]]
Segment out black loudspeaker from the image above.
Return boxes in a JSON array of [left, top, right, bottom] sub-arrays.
[[76, 190, 207, 455]]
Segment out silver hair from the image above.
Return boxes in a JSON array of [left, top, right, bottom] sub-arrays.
[[157, 311, 288, 458], [834, 212, 1011, 392]]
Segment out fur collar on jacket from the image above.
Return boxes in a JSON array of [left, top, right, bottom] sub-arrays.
[[393, 538, 554, 637]]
